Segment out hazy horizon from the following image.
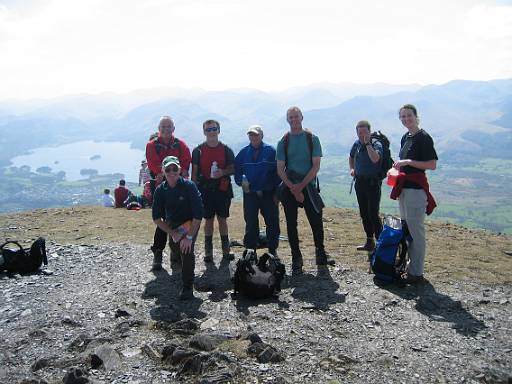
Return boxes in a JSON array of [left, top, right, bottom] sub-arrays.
[[1, 0, 511, 100]]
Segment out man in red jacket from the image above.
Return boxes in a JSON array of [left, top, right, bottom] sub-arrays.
[[146, 116, 192, 271], [114, 179, 131, 208]]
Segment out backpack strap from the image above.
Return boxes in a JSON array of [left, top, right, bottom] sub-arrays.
[[283, 130, 314, 167], [1, 241, 23, 252]]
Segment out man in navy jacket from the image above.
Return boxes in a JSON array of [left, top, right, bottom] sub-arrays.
[[234, 125, 281, 255]]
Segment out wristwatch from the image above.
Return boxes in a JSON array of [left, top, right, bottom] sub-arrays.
[[186, 234, 194, 241]]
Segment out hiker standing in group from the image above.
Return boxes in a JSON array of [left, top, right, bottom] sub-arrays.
[[146, 116, 192, 270], [139, 160, 151, 186], [114, 179, 131, 208], [391, 104, 437, 284], [152, 156, 203, 300], [235, 125, 281, 256], [276, 106, 334, 275], [349, 120, 384, 252], [191, 119, 235, 263]]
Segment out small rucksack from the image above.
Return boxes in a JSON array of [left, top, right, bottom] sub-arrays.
[[0, 237, 48, 274], [370, 131, 394, 180], [371, 216, 408, 285], [232, 249, 285, 299]]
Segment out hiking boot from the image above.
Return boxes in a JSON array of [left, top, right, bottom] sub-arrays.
[[222, 252, 235, 261], [291, 251, 303, 276], [179, 287, 194, 300], [356, 238, 375, 252], [315, 248, 335, 266], [151, 249, 163, 271], [401, 273, 425, 285]]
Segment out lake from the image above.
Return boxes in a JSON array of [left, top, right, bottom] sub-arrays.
[[9, 141, 145, 183]]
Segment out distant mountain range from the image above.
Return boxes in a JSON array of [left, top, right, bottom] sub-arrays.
[[0, 79, 510, 166]]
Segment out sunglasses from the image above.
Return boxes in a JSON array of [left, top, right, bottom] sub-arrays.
[[205, 126, 218, 133], [164, 165, 179, 173]]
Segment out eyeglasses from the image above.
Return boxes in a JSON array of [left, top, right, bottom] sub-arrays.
[[205, 126, 218, 133], [164, 165, 179, 173]]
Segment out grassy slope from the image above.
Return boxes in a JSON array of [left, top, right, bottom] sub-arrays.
[[1, 204, 510, 285]]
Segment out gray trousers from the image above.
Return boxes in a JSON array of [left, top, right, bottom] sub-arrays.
[[399, 188, 427, 276]]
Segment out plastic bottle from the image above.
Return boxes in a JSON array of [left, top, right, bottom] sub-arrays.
[[241, 174, 250, 193], [210, 161, 218, 178]]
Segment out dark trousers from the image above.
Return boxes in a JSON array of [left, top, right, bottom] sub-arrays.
[[152, 227, 168, 251], [168, 234, 196, 289], [280, 186, 324, 259], [243, 191, 280, 253], [355, 176, 383, 239]]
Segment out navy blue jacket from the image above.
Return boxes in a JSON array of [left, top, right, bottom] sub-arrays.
[[152, 177, 203, 228], [234, 142, 280, 193]]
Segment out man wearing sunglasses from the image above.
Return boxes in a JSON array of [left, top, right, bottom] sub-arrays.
[[152, 156, 203, 300], [146, 116, 192, 271], [191, 119, 235, 263]]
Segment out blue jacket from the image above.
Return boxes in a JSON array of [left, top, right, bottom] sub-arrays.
[[234, 142, 280, 193]]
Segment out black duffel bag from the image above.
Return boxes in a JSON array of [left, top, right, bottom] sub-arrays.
[[0, 237, 48, 274]]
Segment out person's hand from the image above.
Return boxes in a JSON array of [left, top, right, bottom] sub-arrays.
[[289, 183, 302, 195], [156, 173, 164, 184], [362, 133, 371, 145], [180, 237, 193, 254], [292, 190, 304, 203], [393, 159, 411, 169], [350, 168, 355, 177]]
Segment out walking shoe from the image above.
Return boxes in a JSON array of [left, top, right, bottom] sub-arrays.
[[356, 238, 375, 252], [179, 287, 194, 300], [401, 273, 425, 285], [151, 249, 163, 271], [315, 248, 335, 266]]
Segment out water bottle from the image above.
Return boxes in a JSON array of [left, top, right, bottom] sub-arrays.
[[241, 174, 250, 193], [210, 161, 218, 178]]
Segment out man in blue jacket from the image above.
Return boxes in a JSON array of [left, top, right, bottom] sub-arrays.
[[235, 125, 281, 256]]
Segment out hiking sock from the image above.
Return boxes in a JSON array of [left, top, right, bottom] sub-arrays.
[[221, 235, 230, 254], [204, 235, 213, 262]]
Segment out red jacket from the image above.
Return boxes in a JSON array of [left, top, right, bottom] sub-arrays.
[[145, 134, 192, 177], [390, 172, 437, 215]]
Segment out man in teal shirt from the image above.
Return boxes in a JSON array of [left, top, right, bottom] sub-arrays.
[[276, 106, 334, 275]]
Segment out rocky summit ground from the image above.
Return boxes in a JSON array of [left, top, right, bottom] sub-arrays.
[[0, 205, 511, 384]]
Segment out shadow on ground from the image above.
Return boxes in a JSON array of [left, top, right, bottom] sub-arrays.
[[385, 280, 487, 336], [142, 266, 206, 322], [289, 266, 346, 310]]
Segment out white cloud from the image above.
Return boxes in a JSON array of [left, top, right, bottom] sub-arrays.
[[0, 0, 511, 99]]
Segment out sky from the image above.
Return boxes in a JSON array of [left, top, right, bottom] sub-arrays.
[[0, 0, 511, 100]]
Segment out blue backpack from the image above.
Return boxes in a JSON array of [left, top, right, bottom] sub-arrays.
[[371, 216, 409, 285]]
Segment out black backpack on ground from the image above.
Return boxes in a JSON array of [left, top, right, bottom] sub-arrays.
[[370, 131, 394, 180], [371, 216, 408, 285], [232, 249, 285, 299], [0, 237, 48, 274]]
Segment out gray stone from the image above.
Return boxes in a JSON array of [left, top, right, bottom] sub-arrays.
[[62, 367, 89, 384]]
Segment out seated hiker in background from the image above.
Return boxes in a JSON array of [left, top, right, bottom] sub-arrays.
[[349, 120, 383, 252], [146, 115, 192, 271], [114, 179, 131, 208], [234, 125, 281, 256], [152, 156, 203, 300], [191, 119, 235, 263], [101, 188, 115, 207]]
